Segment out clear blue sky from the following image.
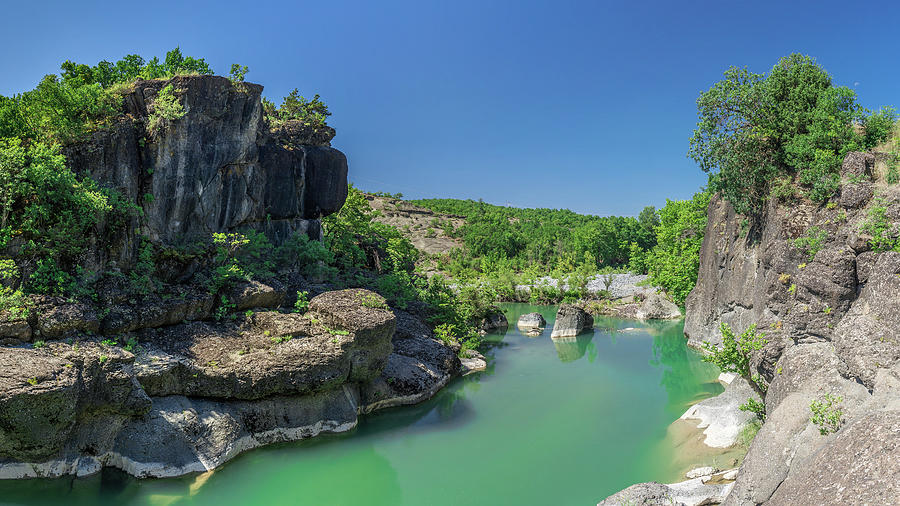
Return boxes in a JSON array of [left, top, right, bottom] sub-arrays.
[[1, 0, 897, 216]]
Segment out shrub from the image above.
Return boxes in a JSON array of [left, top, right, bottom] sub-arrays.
[[207, 231, 274, 293], [646, 189, 711, 305], [702, 323, 768, 399], [859, 199, 898, 252], [147, 84, 185, 135], [293, 291, 310, 313], [793, 226, 828, 261], [809, 394, 843, 435]]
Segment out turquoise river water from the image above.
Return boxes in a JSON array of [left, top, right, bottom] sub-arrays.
[[0, 303, 724, 506]]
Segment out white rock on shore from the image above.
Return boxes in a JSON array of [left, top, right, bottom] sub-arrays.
[[680, 376, 759, 448]]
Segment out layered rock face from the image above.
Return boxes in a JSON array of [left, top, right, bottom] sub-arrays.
[[682, 152, 900, 505], [63, 75, 348, 268], [0, 289, 461, 478]]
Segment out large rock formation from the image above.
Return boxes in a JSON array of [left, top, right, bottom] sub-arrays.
[[63, 75, 348, 269], [683, 152, 900, 504], [600, 151, 900, 504], [0, 76, 464, 479], [0, 289, 461, 478], [550, 304, 594, 338]]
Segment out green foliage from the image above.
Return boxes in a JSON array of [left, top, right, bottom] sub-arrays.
[[859, 199, 899, 252], [264, 88, 331, 131], [793, 226, 828, 261], [690, 54, 895, 214], [32, 340, 45, 349], [208, 231, 275, 293], [323, 185, 418, 273], [129, 238, 158, 297], [702, 323, 768, 399], [2, 48, 212, 145], [0, 138, 133, 286], [147, 84, 185, 135], [293, 291, 310, 313], [214, 295, 236, 321], [645, 189, 711, 305], [739, 397, 767, 422], [229, 64, 249, 83], [411, 199, 658, 275], [809, 394, 843, 435]]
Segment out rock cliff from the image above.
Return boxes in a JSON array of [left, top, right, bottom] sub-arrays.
[[0, 76, 462, 479], [63, 75, 347, 269], [685, 152, 900, 505], [599, 151, 900, 505]]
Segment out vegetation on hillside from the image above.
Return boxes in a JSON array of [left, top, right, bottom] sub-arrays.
[[411, 198, 657, 270], [690, 53, 895, 216]]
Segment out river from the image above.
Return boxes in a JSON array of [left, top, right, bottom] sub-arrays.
[[0, 303, 725, 505]]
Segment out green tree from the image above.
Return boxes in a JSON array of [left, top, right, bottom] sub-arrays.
[[689, 54, 895, 214], [646, 189, 711, 305]]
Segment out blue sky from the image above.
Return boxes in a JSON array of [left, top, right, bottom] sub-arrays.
[[1, 0, 897, 216]]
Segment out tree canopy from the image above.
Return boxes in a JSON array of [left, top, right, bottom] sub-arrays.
[[689, 53, 895, 215]]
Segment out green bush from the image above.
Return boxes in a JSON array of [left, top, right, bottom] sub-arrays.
[[859, 199, 898, 252], [702, 323, 768, 400], [147, 84, 185, 135], [646, 189, 711, 305], [809, 394, 843, 435], [207, 231, 274, 293], [793, 226, 828, 261], [689, 54, 895, 214], [263, 89, 331, 131]]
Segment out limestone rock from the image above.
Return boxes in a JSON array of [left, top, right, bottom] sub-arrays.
[[766, 411, 900, 505], [32, 298, 99, 339], [635, 294, 681, 320], [517, 312, 546, 329], [597, 482, 681, 506], [551, 304, 594, 338], [680, 376, 759, 448]]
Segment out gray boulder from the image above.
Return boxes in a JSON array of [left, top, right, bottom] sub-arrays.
[[766, 411, 900, 505], [517, 312, 546, 329], [480, 308, 509, 333], [598, 482, 680, 506], [635, 294, 682, 320], [551, 304, 594, 338]]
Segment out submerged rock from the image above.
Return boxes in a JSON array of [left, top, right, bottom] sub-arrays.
[[550, 304, 594, 338]]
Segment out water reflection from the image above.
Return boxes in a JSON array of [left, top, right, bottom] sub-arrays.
[[650, 333, 723, 415], [551, 334, 595, 363]]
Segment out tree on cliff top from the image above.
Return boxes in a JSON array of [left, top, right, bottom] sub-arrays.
[[689, 53, 895, 215]]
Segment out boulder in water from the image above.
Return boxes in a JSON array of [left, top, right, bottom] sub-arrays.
[[517, 312, 546, 329], [550, 305, 593, 338]]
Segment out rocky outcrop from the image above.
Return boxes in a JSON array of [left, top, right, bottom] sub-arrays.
[[598, 469, 738, 506], [517, 312, 546, 329], [0, 74, 470, 481], [680, 376, 759, 448], [679, 151, 900, 504], [63, 75, 348, 269], [0, 289, 463, 479], [479, 308, 509, 333], [550, 304, 594, 338]]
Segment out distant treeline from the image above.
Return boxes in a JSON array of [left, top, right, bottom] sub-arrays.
[[411, 198, 659, 271]]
